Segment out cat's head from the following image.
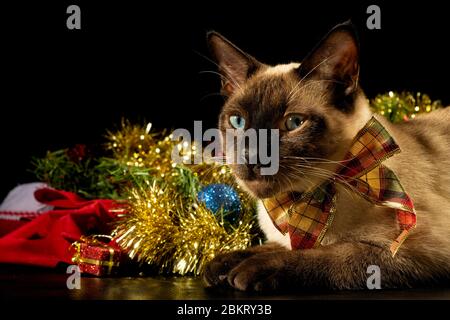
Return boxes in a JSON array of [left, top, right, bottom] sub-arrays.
[[208, 22, 372, 198]]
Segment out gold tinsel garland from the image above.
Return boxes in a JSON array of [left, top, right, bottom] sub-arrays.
[[370, 91, 444, 123], [107, 121, 258, 275], [113, 182, 253, 275]]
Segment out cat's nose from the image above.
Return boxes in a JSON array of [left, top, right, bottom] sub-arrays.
[[243, 149, 267, 176], [248, 163, 262, 175], [243, 148, 258, 164]]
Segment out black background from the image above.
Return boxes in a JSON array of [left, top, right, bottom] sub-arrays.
[[1, 1, 449, 199]]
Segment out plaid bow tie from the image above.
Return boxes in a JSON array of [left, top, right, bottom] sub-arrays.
[[262, 117, 416, 257]]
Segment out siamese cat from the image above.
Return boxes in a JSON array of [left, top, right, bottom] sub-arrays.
[[203, 22, 450, 291]]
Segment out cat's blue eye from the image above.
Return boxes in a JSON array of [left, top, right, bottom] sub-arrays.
[[229, 115, 246, 129], [285, 114, 305, 131]]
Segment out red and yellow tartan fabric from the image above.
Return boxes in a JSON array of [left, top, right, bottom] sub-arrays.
[[262, 117, 416, 257]]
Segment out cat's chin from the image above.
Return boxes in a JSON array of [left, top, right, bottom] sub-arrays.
[[236, 178, 281, 199]]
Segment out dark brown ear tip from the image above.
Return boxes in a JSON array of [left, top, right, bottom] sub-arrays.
[[206, 31, 219, 40], [332, 20, 359, 39], [206, 31, 226, 45], [206, 31, 222, 58], [341, 19, 354, 28]]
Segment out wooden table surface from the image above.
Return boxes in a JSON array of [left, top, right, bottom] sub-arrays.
[[2, 264, 450, 300]]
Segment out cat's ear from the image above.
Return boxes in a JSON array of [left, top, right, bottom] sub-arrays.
[[207, 32, 261, 96], [298, 21, 360, 96]]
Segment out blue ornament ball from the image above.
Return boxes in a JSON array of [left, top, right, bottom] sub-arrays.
[[197, 184, 241, 220]]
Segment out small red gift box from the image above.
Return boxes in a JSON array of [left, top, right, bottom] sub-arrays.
[[71, 235, 122, 276]]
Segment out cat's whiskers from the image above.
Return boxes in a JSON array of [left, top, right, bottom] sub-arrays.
[[275, 175, 284, 199], [287, 162, 360, 187], [278, 168, 300, 195], [281, 158, 351, 187], [288, 168, 355, 200], [282, 163, 360, 200], [281, 155, 354, 171], [279, 164, 332, 198], [282, 161, 351, 184]]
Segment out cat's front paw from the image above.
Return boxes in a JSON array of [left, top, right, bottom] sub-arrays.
[[203, 250, 256, 287], [226, 252, 288, 291]]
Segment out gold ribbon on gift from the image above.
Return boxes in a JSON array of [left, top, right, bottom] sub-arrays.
[[71, 235, 120, 275]]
